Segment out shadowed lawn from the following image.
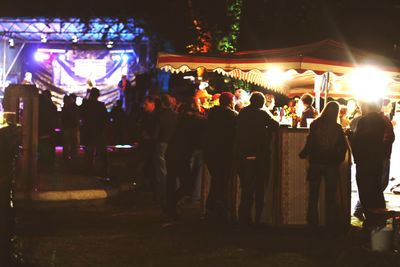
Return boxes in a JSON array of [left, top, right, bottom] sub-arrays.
[[15, 192, 400, 267]]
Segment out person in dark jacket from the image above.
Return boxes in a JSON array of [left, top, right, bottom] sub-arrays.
[[350, 101, 395, 222], [351, 99, 394, 229], [153, 94, 178, 209], [135, 96, 157, 190], [165, 97, 206, 222], [110, 100, 127, 145], [204, 92, 238, 221], [38, 90, 58, 172], [299, 93, 318, 128], [81, 88, 108, 176], [61, 94, 80, 162], [118, 75, 134, 114], [234, 91, 279, 225], [299, 101, 347, 229]]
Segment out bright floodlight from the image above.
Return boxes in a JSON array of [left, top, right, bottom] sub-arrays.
[[8, 38, 14, 48], [75, 97, 83, 106], [58, 54, 66, 61], [106, 41, 114, 49], [111, 54, 121, 61], [122, 54, 129, 62], [72, 35, 79, 43], [41, 34, 47, 43], [34, 51, 50, 61], [349, 66, 390, 102], [199, 81, 209, 90], [264, 68, 292, 87]]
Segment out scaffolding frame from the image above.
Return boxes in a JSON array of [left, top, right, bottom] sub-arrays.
[[0, 17, 149, 94]]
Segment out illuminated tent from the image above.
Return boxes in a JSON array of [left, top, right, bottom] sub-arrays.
[[157, 39, 400, 99]]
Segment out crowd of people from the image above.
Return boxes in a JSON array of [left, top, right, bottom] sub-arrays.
[[38, 88, 109, 175], [37, 84, 396, 232]]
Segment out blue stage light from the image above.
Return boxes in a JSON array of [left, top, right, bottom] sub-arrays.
[[111, 54, 121, 61], [122, 54, 129, 62]]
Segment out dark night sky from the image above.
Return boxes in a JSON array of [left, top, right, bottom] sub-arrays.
[[2, 0, 400, 56]]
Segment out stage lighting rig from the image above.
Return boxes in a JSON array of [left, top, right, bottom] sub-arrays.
[[72, 35, 79, 43], [8, 38, 14, 48], [41, 34, 47, 43], [106, 41, 114, 49], [122, 54, 129, 62]]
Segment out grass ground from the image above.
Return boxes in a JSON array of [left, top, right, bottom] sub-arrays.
[[14, 191, 400, 267]]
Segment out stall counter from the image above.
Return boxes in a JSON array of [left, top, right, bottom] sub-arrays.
[[201, 127, 352, 227]]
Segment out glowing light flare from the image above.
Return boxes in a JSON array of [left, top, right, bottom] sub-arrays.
[[199, 81, 209, 90], [122, 54, 129, 62], [348, 66, 390, 102], [40, 33, 47, 43], [34, 51, 50, 61], [183, 75, 195, 81], [106, 41, 114, 49], [75, 97, 83, 106], [8, 38, 14, 48], [263, 68, 293, 87], [111, 54, 121, 61], [296, 99, 304, 118], [332, 82, 342, 91], [347, 99, 358, 115], [115, 145, 133, 149], [72, 35, 79, 43]]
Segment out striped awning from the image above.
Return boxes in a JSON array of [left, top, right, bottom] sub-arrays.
[[157, 40, 400, 98]]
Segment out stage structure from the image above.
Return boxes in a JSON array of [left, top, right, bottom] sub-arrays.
[[0, 17, 150, 108], [0, 17, 150, 201]]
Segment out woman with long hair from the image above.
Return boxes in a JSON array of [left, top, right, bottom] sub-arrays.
[[299, 101, 348, 230]]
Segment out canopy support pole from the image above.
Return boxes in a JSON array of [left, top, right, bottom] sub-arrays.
[[5, 42, 25, 80], [324, 72, 330, 108], [314, 75, 321, 113], [2, 39, 6, 92]]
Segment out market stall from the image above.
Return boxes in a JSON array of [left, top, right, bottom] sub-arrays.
[[158, 39, 400, 226], [158, 39, 400, 99]]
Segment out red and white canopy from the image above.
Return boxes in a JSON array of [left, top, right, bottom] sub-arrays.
[[157, 39, 400, 98]]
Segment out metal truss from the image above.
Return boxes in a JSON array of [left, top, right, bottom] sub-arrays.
[[0, 17, 147, 44]]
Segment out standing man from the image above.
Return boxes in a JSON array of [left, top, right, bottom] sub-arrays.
[[136, 96, 157, 190], [61, 94, 80, 163], [110, 100, 127, 145], [235, 92, 279, 225], [351, 99, 394, 229], [153, 94, 178, 209], [38, 90, 58, 172], [118, 75, 133, 114], [165, 97, 207, 222], [81, 88, 108, 176], [299, 93, 318, 127], [204, 92, 238, 222]]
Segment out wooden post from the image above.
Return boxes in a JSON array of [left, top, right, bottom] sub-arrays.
[[0, 124, 19, 266], [4, 85, 39, 197]]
